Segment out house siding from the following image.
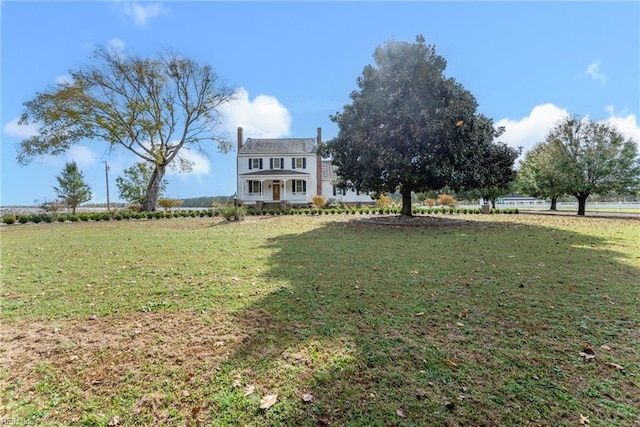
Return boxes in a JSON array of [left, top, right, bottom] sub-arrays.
[[235, 127, 374, 207]]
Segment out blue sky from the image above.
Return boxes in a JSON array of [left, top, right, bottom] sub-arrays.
[[2, 1, 639, 206]]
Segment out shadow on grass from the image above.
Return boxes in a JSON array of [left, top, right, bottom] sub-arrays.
[[214, 217, 640, 426]]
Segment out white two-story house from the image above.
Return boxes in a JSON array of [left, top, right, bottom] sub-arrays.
[[236, 127, 374, 208]]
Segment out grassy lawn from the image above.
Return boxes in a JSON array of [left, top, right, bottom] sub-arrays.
[[1, 214, 639, 426]]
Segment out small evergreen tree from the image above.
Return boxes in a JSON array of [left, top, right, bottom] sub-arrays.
[[53, 162, 92, 214]]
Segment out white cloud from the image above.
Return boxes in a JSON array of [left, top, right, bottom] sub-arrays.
[[116, 2, 169, 27], [497, 103, 640, 163], [495, 103, 570, 157], [167, 148, 210, 177], [107, 38, 126, 53], [585, 59, 607, 86], [603, 107, 640, 144], [66, 145, 98, 168], [219, 87, 291, 139], [55, 75, 73, 85], [3, 117, 38, 138]]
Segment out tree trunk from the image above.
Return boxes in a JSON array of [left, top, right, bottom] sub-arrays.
[[550, 196, 558, 211], [576, 193, 589, 216], [141, 163, 166, 211], [490, 198, 496, 209], [400, 189, 413, 217]]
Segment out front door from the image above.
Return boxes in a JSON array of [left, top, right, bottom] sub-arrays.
[[273, 183, 280, 201]]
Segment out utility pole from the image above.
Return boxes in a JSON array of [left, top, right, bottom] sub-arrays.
[[104, 161, 110, 211]]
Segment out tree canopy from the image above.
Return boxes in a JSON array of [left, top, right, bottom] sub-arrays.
[[320, 35, 518, 216], [18, 46, 237, 211], [519, 115, 640, 215], [116, 162, 167, 206], [53, 161, 92, 214], [515, 141, 568, 210], [548, 116, 639, 215]]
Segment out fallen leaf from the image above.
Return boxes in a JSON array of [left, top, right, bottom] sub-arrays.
[[455, 322, 465, 327], [579, 351, 596, 361], [232, 379, 242, 388], [396, 408, 406, 418], [415, 388, 427, 399], [458, 309, 469, 318], [259, 393, 278, 409], [415, 312, 425, 317], [568, 286, 576, 292], [108, 416, 121, 426], [244, 384, 256, 396], [302, 393, 314, 403], [600, 345, 611, 351], [579, 413, 590, 425], [446, 359, 458, 368], [605, 362, 624, 371]]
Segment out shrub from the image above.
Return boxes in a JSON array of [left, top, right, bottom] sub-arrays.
[[78, 213, 90, 221], [2, 214, 16, 225], [312, 195, 327, 209], [376, 194, 392, 208], [158, 198, 183, 212], [424, 198, 436, 208], [437, 194, 457, 207], [219, 204, 246, 221]]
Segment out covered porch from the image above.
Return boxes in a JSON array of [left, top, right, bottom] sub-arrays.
[[238, 170, 311, 206]]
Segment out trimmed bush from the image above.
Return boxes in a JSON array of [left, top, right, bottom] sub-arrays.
[[3, 214, 16, 224]]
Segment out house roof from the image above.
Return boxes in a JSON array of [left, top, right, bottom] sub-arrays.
[[322, 160, 337, 181], [239, 138, 317, 155]]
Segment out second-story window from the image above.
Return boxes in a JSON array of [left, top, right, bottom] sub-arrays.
[[249, 158, 263, 170], [292, 158, 306, 169], [270, 158, 284, 169]]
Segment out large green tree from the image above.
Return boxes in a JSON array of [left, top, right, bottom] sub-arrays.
[[515, 141, 568, 210], [116, 162, 167, 206], [543, 115, 640, 215], [53, 161, 92, 214], [17, 46, 237, 211], [320, 36, 517, 216]]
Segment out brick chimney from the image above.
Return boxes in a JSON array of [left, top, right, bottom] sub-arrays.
[[237, 127, 243, 151], [316, 127, 322, 196]]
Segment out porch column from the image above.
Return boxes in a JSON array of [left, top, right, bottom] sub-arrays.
[[281, 179, 287, 200]]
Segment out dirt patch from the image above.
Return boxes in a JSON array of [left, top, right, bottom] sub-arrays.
[[0, 310, 260, 401], [355, 214, 474, 228]]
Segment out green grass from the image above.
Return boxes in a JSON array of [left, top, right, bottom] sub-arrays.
[[1, 215, 639, 426]]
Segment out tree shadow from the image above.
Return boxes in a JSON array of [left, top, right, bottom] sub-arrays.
[[214, 217, 640, 426]]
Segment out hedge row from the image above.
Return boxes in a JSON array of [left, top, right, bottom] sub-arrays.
[[1, 207, 518, 225]]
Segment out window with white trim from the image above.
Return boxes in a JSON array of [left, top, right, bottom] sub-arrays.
[[270, 158, 284, 169], [248, 180, 262, 194], [291, 158, 306, 169], [292, 180, 307, 194], [249, 158, 263, 170]]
